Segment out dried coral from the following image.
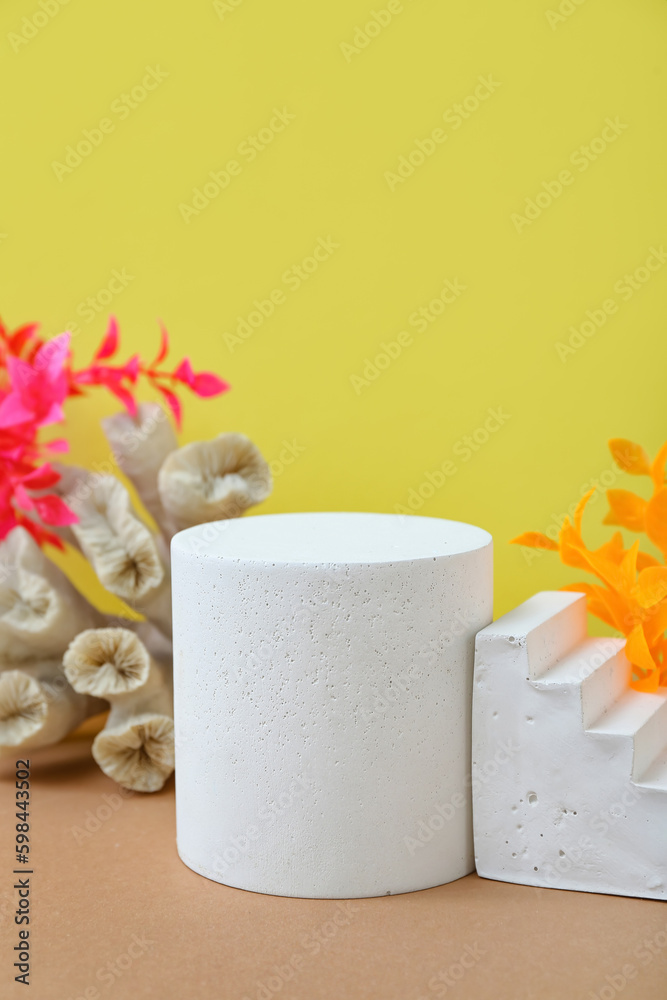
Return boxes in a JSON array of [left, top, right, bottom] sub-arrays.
[[158, 432, 272, 531], [0, 315, 270, 789], [0, 661, 104, 754], [6, 424, 272, 789], [66, 628, 174, 792]]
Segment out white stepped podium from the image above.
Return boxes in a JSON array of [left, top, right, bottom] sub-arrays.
[[473, 591, 667, 900]]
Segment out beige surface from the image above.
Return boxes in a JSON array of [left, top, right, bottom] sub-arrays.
[[1, 735, 666, 1000]]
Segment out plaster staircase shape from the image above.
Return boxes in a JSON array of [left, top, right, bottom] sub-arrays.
[[472, 591, 667, 900]]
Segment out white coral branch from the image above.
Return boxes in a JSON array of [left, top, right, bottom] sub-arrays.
[[101, 402, 178, 538], [0, 528, 102, 663], [0, 661, 104, 754], [63, 627, 150, 698], [92, 656, 174, 793], [9, 416, 274, 789], [63, 474, 172, 636], [157, 432, 272, 531], [65, 627, 174, 792], [93, 713, 174, 793]]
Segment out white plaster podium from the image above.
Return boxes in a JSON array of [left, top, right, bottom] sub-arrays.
[[171, 512, 492, 898], [473, 591, 667, 900]]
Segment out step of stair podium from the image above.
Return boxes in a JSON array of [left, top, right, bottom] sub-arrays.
[[472, 591, 667, 900], [639, 752, 667, 791], [588, 690, 667, 780]]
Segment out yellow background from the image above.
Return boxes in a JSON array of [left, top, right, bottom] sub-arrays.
[[1, 0, 666, 622]]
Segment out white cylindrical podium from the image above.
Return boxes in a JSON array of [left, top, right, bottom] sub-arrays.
[[171, 512, 492, 898]]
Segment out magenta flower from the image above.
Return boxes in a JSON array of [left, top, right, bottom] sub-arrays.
[[0, 333, 70, 430], [0, 315, 230, 547]]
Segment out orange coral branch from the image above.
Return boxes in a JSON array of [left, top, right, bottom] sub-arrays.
[[510, 531, 558, 551], [514, 437, 667, 690]]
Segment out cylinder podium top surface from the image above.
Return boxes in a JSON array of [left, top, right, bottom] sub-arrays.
[[172, 512, 493, 899], [171, 511, 491, 564]]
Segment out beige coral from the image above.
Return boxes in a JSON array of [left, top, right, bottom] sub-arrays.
[[157, 432, 271, 531], [66, 627, 174, 792], [67, 475, 165, 599], [63, 627, 150, 698], [17, 408, 272, 790], [0, 661, 104, 754], [101, 402, 178, 538], [0, 527, 101, 663], [91, 656, 174, 793], [62, 475, 173, 636], [92, 714, 174, 793]]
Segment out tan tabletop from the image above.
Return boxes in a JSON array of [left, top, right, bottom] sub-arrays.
[[1, 729, 666, 1000]]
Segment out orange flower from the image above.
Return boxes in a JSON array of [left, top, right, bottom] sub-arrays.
[[511, 438, 667, 692]]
